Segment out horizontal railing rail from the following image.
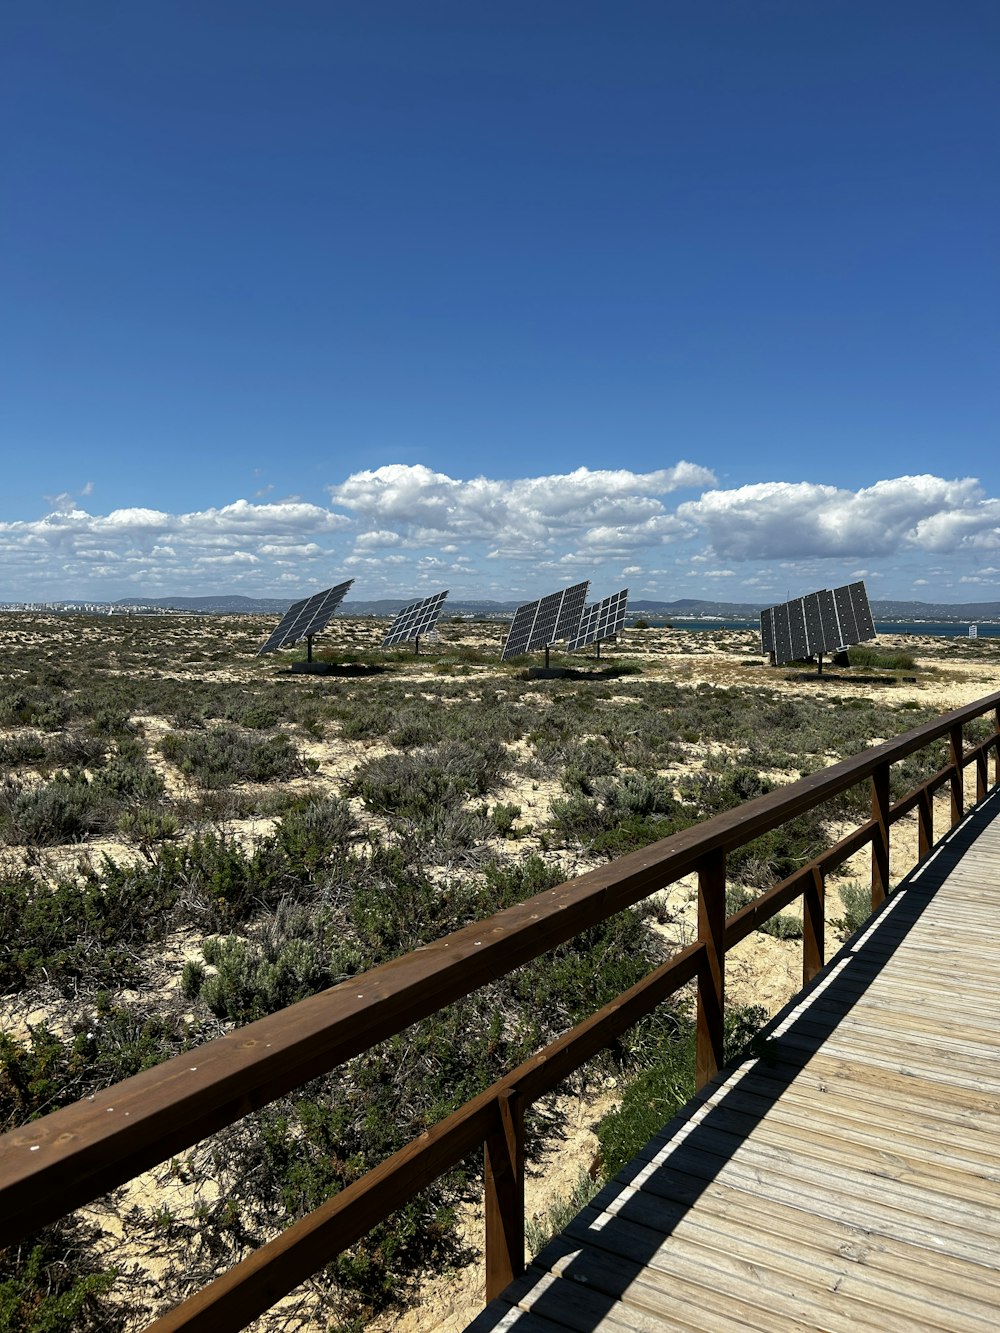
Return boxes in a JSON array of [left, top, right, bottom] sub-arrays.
[[2, 689, 999, 1331]]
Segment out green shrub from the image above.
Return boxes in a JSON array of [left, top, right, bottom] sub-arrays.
[[0, 1220, 120, 1332], [0, 1003, 192, 1129], [550, 771, 692, 858], [0, 734, 46, 768], [159, 726, 303, 787], [489, 802, 522, 837], [186, 935, 353, 1024], [276, 797, 357, 870], [349, 740, 509, 818], [848, 645, 916, 671], [596, 1005, 767, 1178], [725, 885, 803, 939], [834, 881, 872, 936], [0, 860, 179, 993], [0, 776, 105, 846]]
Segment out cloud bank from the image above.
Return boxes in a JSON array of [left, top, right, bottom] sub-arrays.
[[1, 466, 997, 603]]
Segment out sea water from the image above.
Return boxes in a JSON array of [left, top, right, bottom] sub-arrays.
[[635, 620, 999, 638]]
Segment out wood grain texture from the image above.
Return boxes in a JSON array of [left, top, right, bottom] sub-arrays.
[[470, 787, 1000, 1331]]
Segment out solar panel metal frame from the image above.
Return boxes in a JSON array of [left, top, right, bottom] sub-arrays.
[[762, 580, 875, 664], [760, 606, 774, 656], [568, 588, 629, 651], [381, 590, 449, 648], [255, 579, 354, 655], [817, 589, 839, 651], [501, 580, 589, 661]]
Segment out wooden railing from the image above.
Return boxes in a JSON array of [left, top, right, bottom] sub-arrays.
[[2, 690, 999, 1330]]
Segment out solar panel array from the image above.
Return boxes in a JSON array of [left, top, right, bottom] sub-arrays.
[[381, 590, 449, 648], [760, 581, 875, 666], [256, 580, 354, 655], [501, 581, 590, 661], [567, 588, 629, 651]]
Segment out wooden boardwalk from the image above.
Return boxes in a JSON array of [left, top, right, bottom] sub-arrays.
[[468, 787, 1000, 1332]]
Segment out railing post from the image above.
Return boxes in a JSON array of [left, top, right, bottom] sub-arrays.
[[871, 761, 890, 910], [917, 786, 933, 861], [976, 743, 988, 804], [995, 706, 1000, 787], [484, 1089, 525, 1301], [802, 865, 824, 984], [696, 847, 726, 1090], [949, 723, 964, 827]]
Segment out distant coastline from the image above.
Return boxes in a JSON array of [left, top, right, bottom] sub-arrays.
[[2, 595, 999, 629]]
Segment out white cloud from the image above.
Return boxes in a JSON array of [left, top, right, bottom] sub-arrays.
[[4, 463, 998, 604], [354, 530, 403, 549], [330, 462, 715, 552], [0, 498, 352, 599], [678, 475, 994, 561]]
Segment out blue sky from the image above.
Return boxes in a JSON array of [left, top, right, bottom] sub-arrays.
[[1, 2, 997, 605]]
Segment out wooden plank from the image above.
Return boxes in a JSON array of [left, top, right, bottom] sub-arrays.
[[560, 1206, 979, 1333], [577, 1196, 1000, 1330]]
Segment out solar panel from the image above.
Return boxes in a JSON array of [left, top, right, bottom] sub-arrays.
[[842, 580, 875, 645], [760, 606, 774, 656], [761, 580, 875, 665], [256, 580, 354, 655], [501, 581, 589, 662], [817, 588, 839, 650], [787, 599, 809, 660], [381, 590, 449, 648], [568, 588, 629, 651]]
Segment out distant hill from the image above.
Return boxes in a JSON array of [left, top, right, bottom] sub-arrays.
[[107, 593, 1000, 621]]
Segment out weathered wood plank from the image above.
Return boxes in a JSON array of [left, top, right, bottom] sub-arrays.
[[470, 793, 1000, 1330]]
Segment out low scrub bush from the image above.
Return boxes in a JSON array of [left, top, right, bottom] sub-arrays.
[[0, 859, 180, 993], [848, 645, 916, 671], [834, 881, 872, 936], [0, 998, 196, 1129], [349, 740, 509, 818], [550, 772, 693, 858], [0, 1218, 121, 1332], [159, 726, 304, 787], [183, 933, 355, 1024], [725, 885, 803, 939], [0, 733, 46, 768], [0, 774, 110, 846]]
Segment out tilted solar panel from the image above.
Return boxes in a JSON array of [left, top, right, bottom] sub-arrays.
[[787, 599, 809, 660], [255, 580, 354, 655], [568, 588, 628, 651], [762, 580, 875, 664], [381, 590, 449, 648], [771, 602, 793, 665], [760, 606, 774, 656], [500, 581, 589, 661], [820, 581, 876, 652], [817, 589, 839, 652]]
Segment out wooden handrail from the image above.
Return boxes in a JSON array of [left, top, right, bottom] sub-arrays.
[[2, 688, 999, 1329]]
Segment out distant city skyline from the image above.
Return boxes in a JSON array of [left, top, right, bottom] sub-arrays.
[[2, 5, 997, 604]]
